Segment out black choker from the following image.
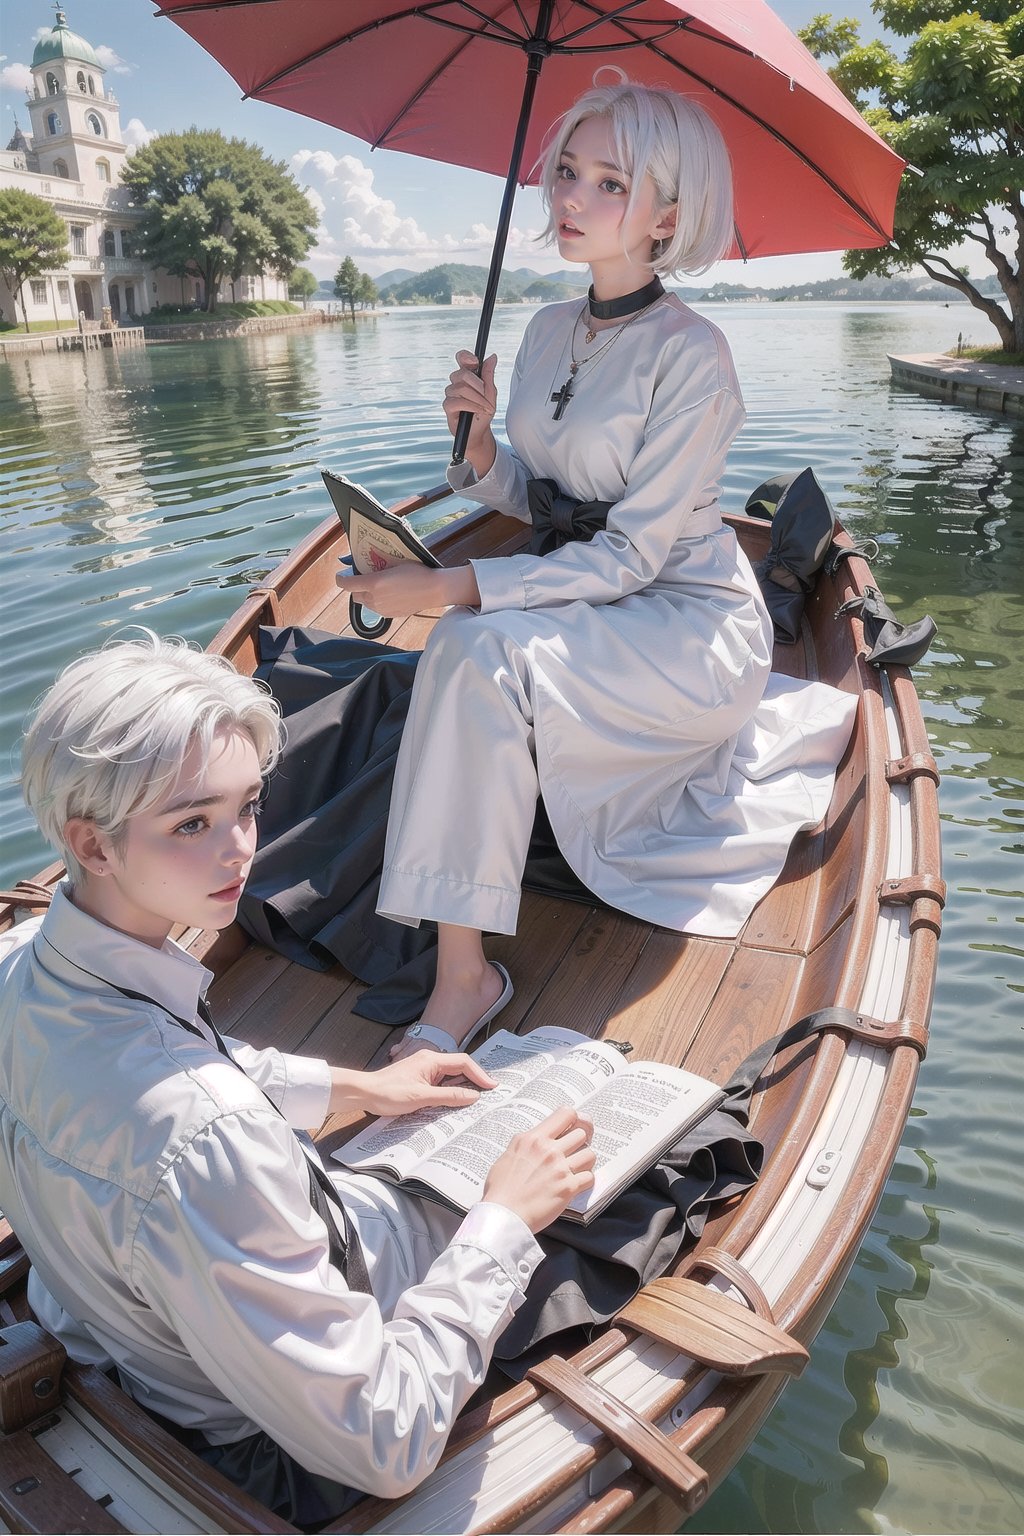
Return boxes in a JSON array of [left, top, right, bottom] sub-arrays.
[[587, 275, 664, 321]]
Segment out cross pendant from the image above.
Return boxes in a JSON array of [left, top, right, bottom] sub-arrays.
[[550, 377, 574, 421]]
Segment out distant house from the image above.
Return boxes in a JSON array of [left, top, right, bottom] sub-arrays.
[[0, 8, 287, 328]]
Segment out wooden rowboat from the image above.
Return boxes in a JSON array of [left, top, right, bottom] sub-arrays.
[[0, 487, 943, 1535]]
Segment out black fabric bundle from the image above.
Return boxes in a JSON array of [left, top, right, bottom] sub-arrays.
[[237, 626, 592, 1024], [747, 466, 837, 644]]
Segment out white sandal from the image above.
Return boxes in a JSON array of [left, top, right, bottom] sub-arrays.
[[402, 963, 514, 1054]]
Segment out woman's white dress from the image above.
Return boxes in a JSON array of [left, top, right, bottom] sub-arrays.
[[377, 294, 856, 938]]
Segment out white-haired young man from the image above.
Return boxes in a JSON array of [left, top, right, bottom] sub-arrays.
[[0, 633, 593, 1528]]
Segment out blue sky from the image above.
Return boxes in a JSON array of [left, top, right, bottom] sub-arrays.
[[4, 0, 901, 289]]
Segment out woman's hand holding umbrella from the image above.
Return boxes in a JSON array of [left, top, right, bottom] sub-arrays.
[[444, 351, 498, 479]]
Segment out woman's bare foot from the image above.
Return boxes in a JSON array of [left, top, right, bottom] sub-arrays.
[[389, 961, 508, 1061]]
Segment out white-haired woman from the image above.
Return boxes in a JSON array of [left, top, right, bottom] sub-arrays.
[[338, 80, 856, 1056]]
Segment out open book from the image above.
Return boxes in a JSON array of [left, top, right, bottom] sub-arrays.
[[333, 1027, 724, 1224], [321, 469, 441, 639], [322, 469, 441, 576]]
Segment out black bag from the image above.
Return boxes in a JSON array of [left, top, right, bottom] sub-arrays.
[[836, 585, 936, 668], [746, 467, 838, 644]]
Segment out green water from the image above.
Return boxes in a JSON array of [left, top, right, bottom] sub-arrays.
[[1, 305, 1022, 1533]]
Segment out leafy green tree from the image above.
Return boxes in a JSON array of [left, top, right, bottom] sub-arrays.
[[334, 255, 361, 319], [288, 265, 319, 303], [357, 271, 379, 310], [802, 3, 1023, 353], [121, 130, 317, 314], [0, 190, 69, 332]]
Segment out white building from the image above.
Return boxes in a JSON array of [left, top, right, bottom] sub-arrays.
[[0, 9, 287, 329]]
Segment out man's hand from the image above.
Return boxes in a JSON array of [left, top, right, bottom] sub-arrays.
[[329, 1052, 495, 1119], [483, 1107, 596, 1233]]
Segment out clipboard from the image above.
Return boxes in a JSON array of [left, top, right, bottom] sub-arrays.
[[322, 470, 441, 639]]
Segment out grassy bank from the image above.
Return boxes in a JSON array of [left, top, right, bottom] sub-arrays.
[[144, 301, 301, 325], [950, 345, 1024, 367]]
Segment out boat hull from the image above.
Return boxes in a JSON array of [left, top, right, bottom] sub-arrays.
[[0, 490, 941, 1535]]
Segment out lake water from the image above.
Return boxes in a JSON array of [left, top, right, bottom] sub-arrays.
[[1, 303, 1022, 1534]]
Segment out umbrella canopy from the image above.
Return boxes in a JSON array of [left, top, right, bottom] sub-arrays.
[[154, 0, 904, 260], [154, 0, 905, 459]]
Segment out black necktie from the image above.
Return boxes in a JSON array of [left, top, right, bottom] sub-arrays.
[[196, 995, 371, 1295]]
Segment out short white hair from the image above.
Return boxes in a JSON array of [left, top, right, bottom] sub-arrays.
[[21, 631, 283, 885], [539, 77, 734, 277]]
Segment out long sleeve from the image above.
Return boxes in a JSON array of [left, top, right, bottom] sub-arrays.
[[219, 1031, 331, 1130], [131, 1105, 543, 1498], [446, 331, 536, 524], [466, 305, 744, 613], [472, 379, 743, 612]]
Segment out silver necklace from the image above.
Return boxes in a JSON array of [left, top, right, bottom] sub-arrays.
[[550, 296, 663, 421]]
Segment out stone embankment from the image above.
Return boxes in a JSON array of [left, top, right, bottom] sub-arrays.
[[0, 325, 146, 357], [0, 310, 361, 358], [889, 353, 1024, 418], [143, 310, 336, 343]]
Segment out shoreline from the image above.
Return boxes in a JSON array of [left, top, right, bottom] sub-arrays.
[[888, 352, 1024, 417]]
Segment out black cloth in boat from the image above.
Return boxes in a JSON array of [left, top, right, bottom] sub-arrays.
[[237, 624, 593, 1025]]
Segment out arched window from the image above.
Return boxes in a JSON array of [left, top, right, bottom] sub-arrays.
[[77, 70, 87, 92], [120, 229, 134, 257], [88, 76, 96, 95], [46, 72, 59, 95], [86, 112, 104, 137], [96, 158, 110, 183], [103, 229, 116, 257], [53, 158, 69, 178], [46, 111, 61, 136]]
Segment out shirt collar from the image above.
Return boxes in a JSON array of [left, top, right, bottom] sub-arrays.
[[35, 884, 214, 1024]]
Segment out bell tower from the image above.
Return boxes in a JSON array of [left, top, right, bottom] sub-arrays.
[[26, 8, 125, 184]]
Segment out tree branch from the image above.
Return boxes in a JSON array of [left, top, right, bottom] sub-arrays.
[[919, 258, 1013, 350]]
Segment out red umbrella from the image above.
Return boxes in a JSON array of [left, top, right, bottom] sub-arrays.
[[153, 0, 905, 458]]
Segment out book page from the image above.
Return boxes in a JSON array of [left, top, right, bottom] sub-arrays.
[[566, 1062, 723, 1218], [348, 512, 423, 574], [413, 1034, 626, 1210], [333, 1028, 622, 1203]]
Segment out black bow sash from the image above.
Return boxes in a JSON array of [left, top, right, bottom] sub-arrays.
[[527, 477, 613, 557]]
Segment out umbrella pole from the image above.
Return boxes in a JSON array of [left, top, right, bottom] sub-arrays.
[[451, 1, 554, 466]]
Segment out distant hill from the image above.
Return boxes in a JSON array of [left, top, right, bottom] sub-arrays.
[[374, 267, 418, 290], [361, 262, 997, 306], [377, 263, 528, 304]]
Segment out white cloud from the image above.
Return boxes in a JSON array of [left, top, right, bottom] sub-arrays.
[[291, 148, 546, 279], [0, 62, 33, 93], [122, 117, 155, 153], [94, 45, 132, 76]]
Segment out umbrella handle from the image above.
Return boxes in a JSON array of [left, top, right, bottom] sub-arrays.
[[450, 1, 554, 466], [349, 595, 392, 640]]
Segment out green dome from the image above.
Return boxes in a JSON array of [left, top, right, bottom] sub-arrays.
[[32, 12, 101, 71]]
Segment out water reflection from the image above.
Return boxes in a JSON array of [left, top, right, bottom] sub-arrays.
[[687, 1121, 941, 1535]]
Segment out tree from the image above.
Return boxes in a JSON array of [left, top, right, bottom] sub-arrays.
[[357, 272, 379, 310], [802, 3, 1023, 354], [288, 265, 318, 303], [0, 190, 69, 332], [334, 255, 361, 319], [121, 129, 317, 314]]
